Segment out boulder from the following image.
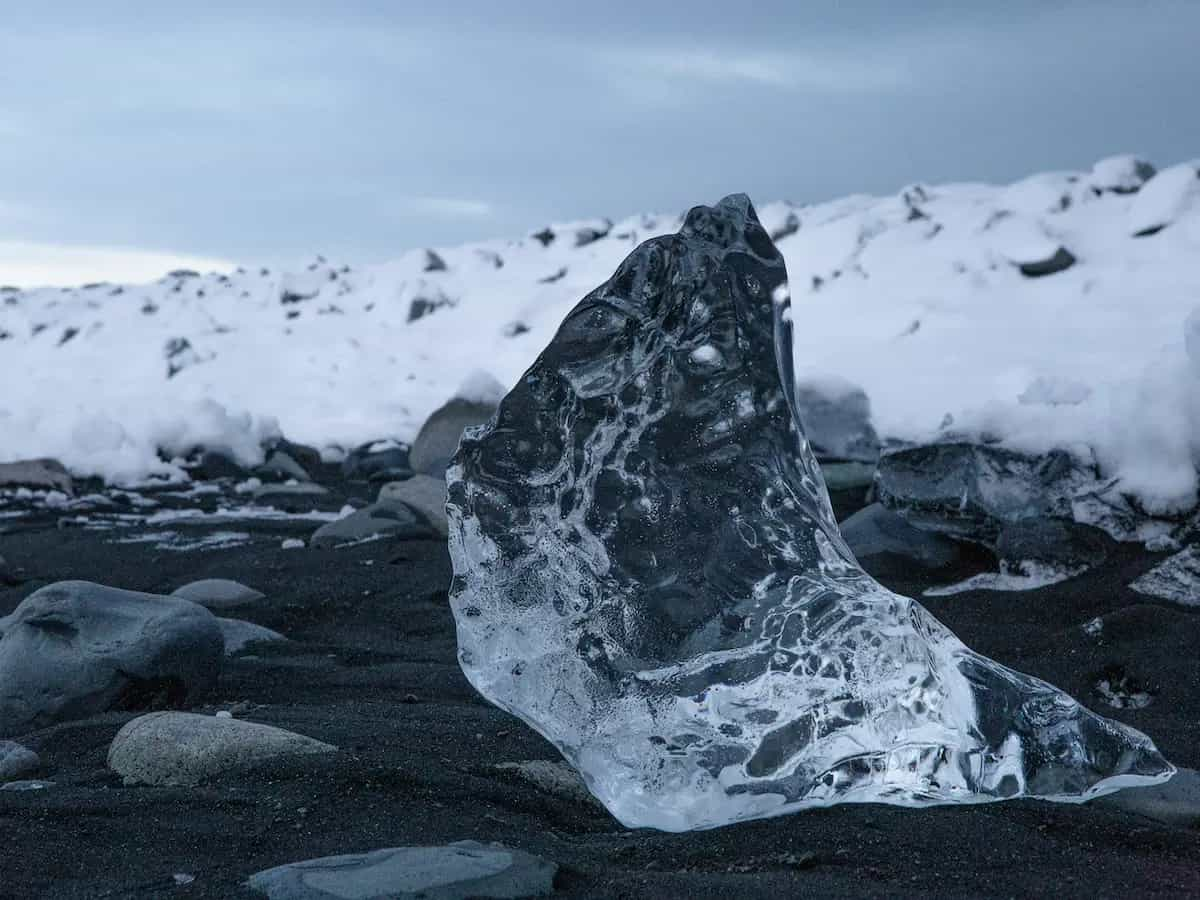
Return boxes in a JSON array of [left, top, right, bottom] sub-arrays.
[[171, 578, 265, 611], [0, 458, 73, 494], [409, 399, 497, 478], [311, 504, 439, 548], [377, 475, 448, 537], [247, 841, 556, 900], [495, 759, 600, 808], [252, 482, 334, 511], [995, 518, 1115, 570], [108, 712, 335, 786], [342, 440, 413, 483], [0, 740, 39, 781], [0, 581, 223, 738], [1130, 162, 1200, 237], [218, 618, 287, 655], [839, 503, 961, 570]]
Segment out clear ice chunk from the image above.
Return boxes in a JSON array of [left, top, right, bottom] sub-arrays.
[[446, 195, 1173, 832]]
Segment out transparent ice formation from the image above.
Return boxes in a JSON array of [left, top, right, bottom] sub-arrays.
[[446, 195, 1173, 832]]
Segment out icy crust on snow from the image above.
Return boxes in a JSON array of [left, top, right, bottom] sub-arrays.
[[2, 156, 1200, 506], [446, 196, 1172, 832]]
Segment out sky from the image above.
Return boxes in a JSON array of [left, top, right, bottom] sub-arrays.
[[2, 0, 1199, 286]]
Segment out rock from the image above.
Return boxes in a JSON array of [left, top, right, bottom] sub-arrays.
[[171, 578, 265, 611], [268, 439, 324, 473], [0, 740, 39, 781], [1095, 767, 1200, 827], [310, 504, 439, 548], [252, 482, 332, 511], [409, 399, 497, 478], [995, 518, 1115, 570], [255, 449, 312, 482], [193, 449, 249, 480], [794, 376, 879, 464], [246, 841, 556, 900], [108, 712, 335, 786], [0, 458, 73, 494], [342, 440, 413, 482], [1016, 246, 1076, 278], [1088, 155, 1156, 194], [218, 618, 286, 655], [819, 461, 877, 492], [377, 475, 448, 537], [1129, 546, 1200, 607], [0, 581, 223, 738], [446, 194, 1170, 832], [840, 503, 961, 570], [495, 759, 600, 808], [1130, 162, 1200, 237]]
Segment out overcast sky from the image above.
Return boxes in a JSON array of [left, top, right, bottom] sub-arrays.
[[2, 1, 1198, 285]]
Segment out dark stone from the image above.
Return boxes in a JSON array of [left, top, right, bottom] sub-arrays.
[[342, 442, 412, 482], [1017, 247, 1076, 278], [840, 503, 962, 570], [423, 250, 447, 272], [995, 518, 1115, 569]]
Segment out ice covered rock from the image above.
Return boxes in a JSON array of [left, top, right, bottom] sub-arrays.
[[1129, 163, 1200, 237], [875, 442, 1156, 546], [447, 194, 1172, 832], [1087, 154, 1156, 194], [0, 581, 223, 738]]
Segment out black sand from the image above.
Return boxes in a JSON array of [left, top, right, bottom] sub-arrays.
[[2, 477, 1198, 898]]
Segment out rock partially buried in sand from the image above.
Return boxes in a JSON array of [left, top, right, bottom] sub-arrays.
[[447, 194, 1173, 832], [172, 578, 266, 611], [0, 581, 223, 738], [311, 504, 439, 547], [378, 475, 448, 537], [108, 712, 335, 786], [246, 841, 556, 900], [0, 740, 39, 781], [217, 618, 287, 655]]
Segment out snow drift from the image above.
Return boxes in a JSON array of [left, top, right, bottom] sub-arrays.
[[2, 154, 1199, 514]]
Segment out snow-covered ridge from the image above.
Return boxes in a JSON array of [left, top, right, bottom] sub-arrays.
[[3, 154, 1200, 512]]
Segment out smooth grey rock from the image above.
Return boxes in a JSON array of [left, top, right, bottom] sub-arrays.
[[108, 712, 335, 786], [269, 440, 323, 473], [218, 618, 287, 655], [1095, 767, 1200, 826], [0, 740, 39, 780], [840, 503, 961, 570], [172, 578, 265, 611], [0, 458, 72, 494], [0, 581, 223, 738], [794, 378, 879, 464], [409, 398, 497, 478], [311, 504, 438, 548], [495, 759, 600, 808], [255, 450, 311, 483], [247, 841, 556, 900], [377, 475, 448, 537], [1129, 546, 1200, 607]]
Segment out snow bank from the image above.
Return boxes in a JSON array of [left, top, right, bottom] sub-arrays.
[[3, 155, 1200, 515]]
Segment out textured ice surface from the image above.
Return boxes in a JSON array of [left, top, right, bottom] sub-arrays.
[[446, 195, 1173, 832]]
